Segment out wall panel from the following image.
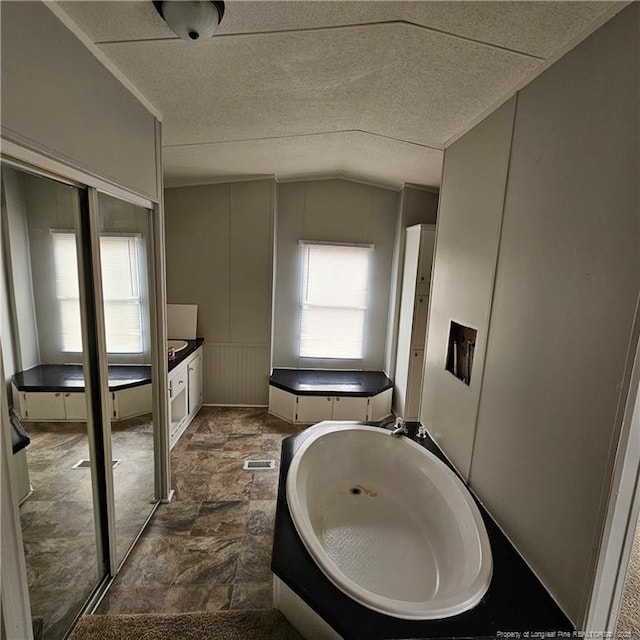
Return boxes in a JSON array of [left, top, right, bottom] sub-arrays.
[[468, 5, 640, 624], [165, 180, 275, 405], [0, 1, 158, 200], [420, 97, 516, 479]]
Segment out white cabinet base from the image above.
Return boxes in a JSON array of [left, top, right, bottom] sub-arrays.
[[296, 396, 333, 423], [169, 346, 204, 449], [12, 383, 151, 423], [268, 386, 392, 425]]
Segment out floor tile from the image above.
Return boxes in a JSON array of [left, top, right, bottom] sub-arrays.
[[191, 501, 249, 537], [230, 582, 273, 610], [162, 585, 232, 613], [98, 407, 295, 615]]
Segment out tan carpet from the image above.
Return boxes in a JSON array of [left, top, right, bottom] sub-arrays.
[[617, 519, 640, 636], [68, 610, 304, 640]]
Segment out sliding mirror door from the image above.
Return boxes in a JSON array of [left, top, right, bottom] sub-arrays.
[[95, 192, 158, 566], [0, 164, 105, 640]]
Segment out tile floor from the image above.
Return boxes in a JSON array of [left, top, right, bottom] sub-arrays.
[[97, 406, 299, 614]]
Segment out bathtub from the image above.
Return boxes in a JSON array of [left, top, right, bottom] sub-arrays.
[[285, 423, 492, 621]]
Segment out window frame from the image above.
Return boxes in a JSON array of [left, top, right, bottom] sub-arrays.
[[51, 229, 144, 355], [298, 240, 374, 361]]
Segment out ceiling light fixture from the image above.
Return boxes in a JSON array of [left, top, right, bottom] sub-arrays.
[[153, 0, 225, 42]]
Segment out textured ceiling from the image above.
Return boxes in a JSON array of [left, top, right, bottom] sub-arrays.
[[55, 1, 622, 189]]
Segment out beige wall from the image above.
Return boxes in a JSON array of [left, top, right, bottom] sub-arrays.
[[421, 3, 639, 626], [470, 5, 640, 624], [420, 97, 516, 478], [164, 179, 275, 405], [403, 187, 439, 227], [0, 1, 158, 201], [272, 179, 399, 371]]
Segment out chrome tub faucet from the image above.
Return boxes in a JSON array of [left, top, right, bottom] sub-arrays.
[[391, 416, 407, 437]]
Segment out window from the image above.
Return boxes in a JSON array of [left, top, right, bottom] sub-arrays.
[[52, 232, 143, 353], [299, 242, 372, 359]]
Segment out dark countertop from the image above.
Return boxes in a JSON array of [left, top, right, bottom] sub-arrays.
[[12, 338, 204, 392], [272, 422, 574, 640], [269, 368, 393, 397], [13, 364, 151, 393], [168, 338, 204, 372]]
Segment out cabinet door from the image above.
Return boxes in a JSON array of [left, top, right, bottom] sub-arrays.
[[367, 388, 393, 422], [331, 396, 368, 421], [187, 352, 203, 416], [412, 295, 429, 349], [296, 396, 333, 424], [405, 349, 424, 420], [63, 393, 87, 420], [114, 385, 152, 420], [417, 226, 436, 289], [169, 366, 188, 429], [22, 392, 66, 420], [269, 386, 295, 422]]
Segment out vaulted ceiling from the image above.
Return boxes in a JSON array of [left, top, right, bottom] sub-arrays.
[[55, 1, 623, 188]]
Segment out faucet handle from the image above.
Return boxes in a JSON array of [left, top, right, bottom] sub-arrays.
[[416, 424, 428, 439]]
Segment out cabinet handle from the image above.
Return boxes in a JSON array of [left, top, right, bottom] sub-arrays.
[[65, 393, 70, 397], [179, 380, 184, 385], [54, 393, 61, 397], [335, 397, 340, 402], [327, 397, 331, 401]]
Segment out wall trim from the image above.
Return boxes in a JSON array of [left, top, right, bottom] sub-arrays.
[[203, 403, 268, 408], [166, 172, 413, 192], [164, 174, 276, 189], [404, 183, 440, 195], [276, 171, 404, 192], [1, 139, 157, 208]]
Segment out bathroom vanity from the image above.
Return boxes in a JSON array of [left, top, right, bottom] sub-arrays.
[[268, 369, 393, 424], [11, 364, 152, 422], [168, 339, 203, 448], [11, 338, 204, 450]]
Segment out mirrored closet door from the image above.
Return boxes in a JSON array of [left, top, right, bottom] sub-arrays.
[[1, 162, 163, 640], [95, 191, 158, 567], [1, 164, 105, 640]]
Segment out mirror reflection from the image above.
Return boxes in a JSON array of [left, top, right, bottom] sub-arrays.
[[96, 192, 157, 566], [1, 165, 102, 640]]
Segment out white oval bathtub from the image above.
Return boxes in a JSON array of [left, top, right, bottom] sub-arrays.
[[286, 423, 492, 620]]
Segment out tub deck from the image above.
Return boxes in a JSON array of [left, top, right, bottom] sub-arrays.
[[272, 422, 574, 639]]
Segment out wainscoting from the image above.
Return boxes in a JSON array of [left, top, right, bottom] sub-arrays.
[[204, 343, 270, 406]]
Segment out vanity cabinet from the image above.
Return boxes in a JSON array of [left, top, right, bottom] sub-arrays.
[[269, 385, 392, 425], [169, 346, 203, 448], [110, 385, 152, 420], [12, 384, 153, 422], [12, 390, 68, 421], [295, 395, 370, 423], [393, 224, 436, 420]]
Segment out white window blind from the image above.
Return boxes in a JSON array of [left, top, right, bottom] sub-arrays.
[[299, 243, 372, 359], [52, 232, 143, 354]]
